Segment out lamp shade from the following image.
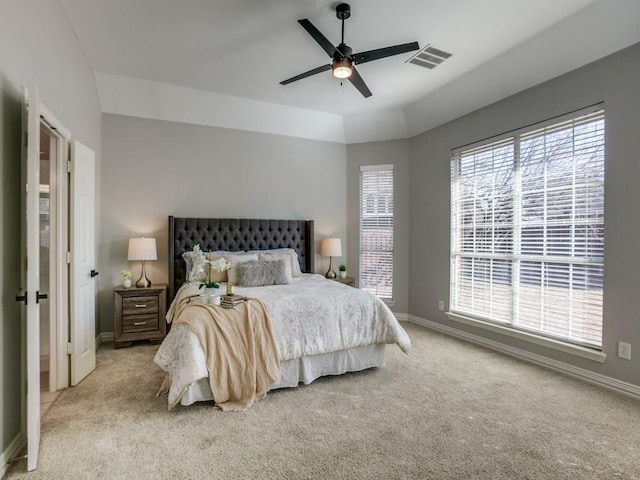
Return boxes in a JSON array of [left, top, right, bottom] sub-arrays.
[[127, 237, 157, 261], [320, 238, 342, 257]]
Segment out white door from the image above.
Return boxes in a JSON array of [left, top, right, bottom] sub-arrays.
[[23, 84, 41, 471], [70, 141, 97, 385]]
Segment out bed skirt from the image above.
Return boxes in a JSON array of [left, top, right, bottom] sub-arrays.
[[178, 343, 386, 406]]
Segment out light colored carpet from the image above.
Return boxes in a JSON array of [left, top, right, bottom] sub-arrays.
[[6, 322, 640, 479]]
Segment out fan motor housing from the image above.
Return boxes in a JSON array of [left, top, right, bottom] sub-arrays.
[[336, 43, 353, 58], [336, 3, 351, 20]]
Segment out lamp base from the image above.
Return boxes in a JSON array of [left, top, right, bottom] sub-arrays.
[[325, 269, 336, 279], [135, 261, 152, 288], [325, 256, 337, 279], [135, 276, 151, 288]]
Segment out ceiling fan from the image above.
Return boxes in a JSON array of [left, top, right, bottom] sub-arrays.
[[280, 3, 419, 98]]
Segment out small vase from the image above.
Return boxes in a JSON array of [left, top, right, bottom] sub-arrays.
[[339, 271, 347, 279], [204, 287, 219, 297], [122, 278, 132, 288]]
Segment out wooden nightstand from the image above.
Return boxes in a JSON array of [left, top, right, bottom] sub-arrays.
[[113, 285, 167, 348], [333, 275, 356, 287]]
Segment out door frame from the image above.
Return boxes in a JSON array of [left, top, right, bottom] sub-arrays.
[[21, 93, 71, 471], [21, 84, 99, 471], [40, 104, 71, 392]]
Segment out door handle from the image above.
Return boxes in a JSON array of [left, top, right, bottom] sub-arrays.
[[15, 291, 27, 305], [90, 270, 99, 278], [36, 291, 48, 303]]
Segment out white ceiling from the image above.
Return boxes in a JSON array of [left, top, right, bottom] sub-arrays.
[[58, 0, 640, 142]]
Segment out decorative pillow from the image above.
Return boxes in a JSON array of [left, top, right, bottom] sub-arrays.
[[250, 248, 302, 276], [258, 253, 293, 279], [182, 246, 208, 282], [226, 254, 260, 285], [236, 259, 290, 287], [208, 251, 244, 283]]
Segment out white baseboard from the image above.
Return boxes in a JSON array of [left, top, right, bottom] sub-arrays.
[[407, 315, 640, 401], [95, 331, 114, 349], [1, 432, 26, 478]]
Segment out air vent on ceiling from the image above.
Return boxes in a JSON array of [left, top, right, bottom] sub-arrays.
[[406, 44, 452, 69]]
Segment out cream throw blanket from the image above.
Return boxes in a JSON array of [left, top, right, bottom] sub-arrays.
[[172, 297, 280, 411]]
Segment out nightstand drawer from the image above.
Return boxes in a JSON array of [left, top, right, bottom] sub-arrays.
[[122, 296, 158, 316], [122, 314, 159, 333]]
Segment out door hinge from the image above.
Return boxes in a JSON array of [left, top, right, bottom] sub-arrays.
[[67, 160, 73, 173], [66, 251, 71, 264], [67, 342, 73, 355]]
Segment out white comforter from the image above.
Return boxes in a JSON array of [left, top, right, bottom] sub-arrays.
[[154, 274, 411, 406]]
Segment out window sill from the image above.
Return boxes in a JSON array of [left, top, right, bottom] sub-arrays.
[[446, 312, 606, 363]]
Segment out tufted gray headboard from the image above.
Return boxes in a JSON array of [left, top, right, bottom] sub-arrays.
[[168, 216, 315, 301]]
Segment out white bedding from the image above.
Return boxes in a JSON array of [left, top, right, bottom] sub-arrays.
[[154, 274, 411, 408]]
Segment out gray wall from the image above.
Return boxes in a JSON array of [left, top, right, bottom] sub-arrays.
[[347, 139, 410, 313], [0, 0, 101, 468], [99, 114, 347, 333], [409, 42, 640, 386]]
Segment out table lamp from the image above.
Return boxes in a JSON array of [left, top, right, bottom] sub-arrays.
[[320, 237, 342, 279], [127, 237, 157, 288]]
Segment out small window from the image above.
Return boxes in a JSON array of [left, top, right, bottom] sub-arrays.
[[360, 165, 394, 300]]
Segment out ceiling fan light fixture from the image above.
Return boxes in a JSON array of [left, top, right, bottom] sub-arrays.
[[280, 3, 418, 98], [332, 58, 352, 79]]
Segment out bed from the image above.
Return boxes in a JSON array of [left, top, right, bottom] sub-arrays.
[[154, 216, 411, 410]]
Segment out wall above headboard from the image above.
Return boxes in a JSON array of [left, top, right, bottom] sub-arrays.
[[98, 114, 346, 334]]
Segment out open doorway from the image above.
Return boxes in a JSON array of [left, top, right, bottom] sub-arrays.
[[35, 108, 73, 397], [38, 124, 61, 414]]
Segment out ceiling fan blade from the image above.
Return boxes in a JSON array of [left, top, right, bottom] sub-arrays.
[[298, 19, 339, 58], [352, 41, 419, 65], [280, 64, 332, 85], [348, 66, 372, 98]]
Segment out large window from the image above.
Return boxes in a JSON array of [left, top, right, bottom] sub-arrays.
[[450, 107, 604, 348], [360, 165, 394, 300]]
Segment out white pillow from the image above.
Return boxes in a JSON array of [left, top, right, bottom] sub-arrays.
[[182, 250, 208, 282], [250, 248, 302, 276], [226, 254, 259, 285]]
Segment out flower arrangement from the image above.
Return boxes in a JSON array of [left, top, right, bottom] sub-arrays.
[[200, 257, 231, 290], [187, 245, 209, 282], [210, 257, 232, 273], [121, 270, 133, 288]]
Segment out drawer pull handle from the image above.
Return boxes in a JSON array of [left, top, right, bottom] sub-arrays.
[[133, 321, 147, 326], [134, 304, 147, 308]]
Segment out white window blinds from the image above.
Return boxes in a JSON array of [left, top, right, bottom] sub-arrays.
[[450, 107, 605, 348], [360, 165, 394, 300]]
